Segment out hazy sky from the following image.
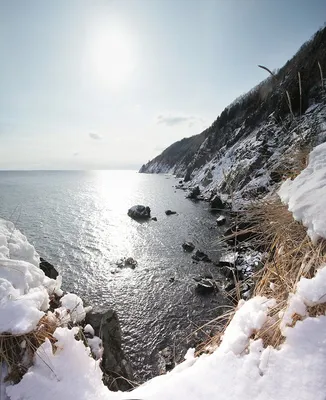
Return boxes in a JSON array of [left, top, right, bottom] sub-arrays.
[[0, 0, 325, 170]]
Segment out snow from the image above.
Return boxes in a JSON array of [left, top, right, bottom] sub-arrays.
[[60, 293, 87, 323], [279, 142, 326, 243], [0, 220, 62, 334], [6, 327, 114, 400], [0, 219, 39, 266], [84, 324, 95, 336]]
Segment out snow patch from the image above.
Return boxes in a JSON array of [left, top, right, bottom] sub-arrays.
[[279, 142, 326, 243]]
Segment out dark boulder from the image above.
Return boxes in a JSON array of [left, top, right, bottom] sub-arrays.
[[39, 257, 58, 279], [187, 186, 201, 199], [216, 215, 226, 226], [220, 266, 244, 281], [165, 210, 177, 216], [127, 205, 151, 220], [85, 311, 134, 391], [151, 217, 158, 221], [192, 250, 211, 263], [182, 241, 195, 252], [194, 278, 216, 294], [210, 194, 226, 211], [116, 257, 137, 269]]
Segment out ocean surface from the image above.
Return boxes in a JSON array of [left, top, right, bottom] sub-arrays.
[[0, 170, 229, 381]]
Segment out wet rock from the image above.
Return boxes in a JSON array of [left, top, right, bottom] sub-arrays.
[[182, 241, 195, 252], [179, 180, 183, 184], [127, 205, 151, 220], [165, 210, 177, 215], [151, 217, 158, 221], [85, 310, 133, 391], [158, 346, 175, 374], [220, 266, 244, 281], [187, 186, 201, 200], [216, 215, 226, 226], [224, 221, 256, 244], [210, 194, 226, 211], [192, 250, 211, 263], [219, 252, 238, 268], [39, 257, 58, 279], [116, 257, 138, 269], [193, 273, 213, 282], [195, 278, 216, 294]]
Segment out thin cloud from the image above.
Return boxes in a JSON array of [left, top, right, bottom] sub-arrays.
[[156, 114, 204, 127], [73, 152, 79, 156], [89, 132, 102, 140]]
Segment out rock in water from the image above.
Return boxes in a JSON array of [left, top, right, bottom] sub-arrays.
[[165, 210, 177, 215], [158, 346, 175, 374], [182, 241, 195, 252], [116, 257, 138, 269], [195, 278, 216, 294], [187, 186, 201, 199], [216, 215, 226, 226], [210, 194, 226, 211], [127, 205, 151, 220], [39, 257, 58, 279], [192, 250, 211, 262], [151, 217, 158, 221], [85, 310, 134, 391]]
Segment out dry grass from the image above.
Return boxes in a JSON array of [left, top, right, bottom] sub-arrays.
[[0, 315, 58, 384], [197, 194, 326, 356], [251, 198, 326, 347]]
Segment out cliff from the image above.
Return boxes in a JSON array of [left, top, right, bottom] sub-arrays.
[[140, 26, 326, 200]]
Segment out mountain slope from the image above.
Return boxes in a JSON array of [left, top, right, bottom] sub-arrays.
[[140, 26, 326, 198]]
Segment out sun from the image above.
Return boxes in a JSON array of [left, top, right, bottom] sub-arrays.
[[89, 23, 136, 89]]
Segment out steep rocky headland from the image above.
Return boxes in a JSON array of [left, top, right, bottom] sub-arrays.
[[140, 27, 326, 205]]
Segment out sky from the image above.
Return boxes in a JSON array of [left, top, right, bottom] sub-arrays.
[[0, 0, 325, 170]]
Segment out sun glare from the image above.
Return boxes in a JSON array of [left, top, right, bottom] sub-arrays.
[[89, 24, 136, 89]]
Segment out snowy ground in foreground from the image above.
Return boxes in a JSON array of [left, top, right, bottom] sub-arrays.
[[3, 140, 326, 400]]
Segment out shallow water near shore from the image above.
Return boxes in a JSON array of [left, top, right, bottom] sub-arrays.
[[0, 170, 229, 380]]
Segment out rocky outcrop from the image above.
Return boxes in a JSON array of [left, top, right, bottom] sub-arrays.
[[139, 27, 326, 204], [39, 257, 58, 279], [187, 186, 200, 200], [116, 257, 138, 269], [85, 310, 134, 392], [210, 195, 227, 211], [127, 205, 151, 220]]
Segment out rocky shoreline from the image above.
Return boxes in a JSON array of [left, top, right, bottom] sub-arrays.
[[38, 258, 134, 391]]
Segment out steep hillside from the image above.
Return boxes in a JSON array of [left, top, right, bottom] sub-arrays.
[[140, 26, 326, 196], [139, 131, 206, 176]]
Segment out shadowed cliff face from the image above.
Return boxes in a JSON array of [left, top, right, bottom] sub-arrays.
[[140, 26, 326, 201]]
